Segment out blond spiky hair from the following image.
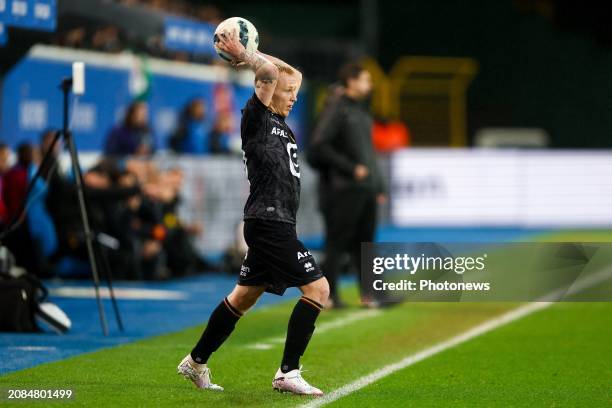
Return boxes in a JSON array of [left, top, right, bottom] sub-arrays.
[[274, 63, 295, 76]]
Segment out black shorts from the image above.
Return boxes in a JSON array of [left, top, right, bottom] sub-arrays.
[[238, 219, 323, 295]]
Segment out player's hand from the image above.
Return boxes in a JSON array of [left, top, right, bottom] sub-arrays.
[[216, 29, 246, 64], [354, 164, 369, 181], [377, 193, 387, 205]]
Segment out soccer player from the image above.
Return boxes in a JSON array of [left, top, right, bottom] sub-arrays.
[[177, 29, 329, 396]]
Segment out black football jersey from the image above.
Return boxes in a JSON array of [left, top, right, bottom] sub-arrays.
[[241, 93, 301, 224]]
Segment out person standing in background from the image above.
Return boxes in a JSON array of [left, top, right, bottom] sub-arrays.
[[0, 143, 12, 225], [105, 101, 155, 157], [2, 142, 57, 276], [170, 98, 210, 154], [308, 63, 386, 308], [170, 98, 233, 155]]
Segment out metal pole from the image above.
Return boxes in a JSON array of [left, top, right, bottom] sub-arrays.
[[61, 78, 109, 336], [98, 244, 124, 332]]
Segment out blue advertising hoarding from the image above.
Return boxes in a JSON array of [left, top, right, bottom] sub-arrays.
[[1, 57, 132, 150], [0, 49, 307, 151], [0, 0, 56, 31], [164, 16, 217, 57]]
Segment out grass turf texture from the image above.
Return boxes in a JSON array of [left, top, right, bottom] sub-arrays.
[[0, 288, 518, 407], [332, 301, 612, 407], [2, 229, 611, 407], [2, 289, 611, 406]]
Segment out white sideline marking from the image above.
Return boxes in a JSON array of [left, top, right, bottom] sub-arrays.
[[302, 268, 612, 408], [245, 309, 381, 350], [6, 346, 57, 351], [49, 287, 188, 300]]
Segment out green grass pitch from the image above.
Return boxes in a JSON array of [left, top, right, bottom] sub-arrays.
[[1, 289, 611, 406], [1, 230, 611, 407]]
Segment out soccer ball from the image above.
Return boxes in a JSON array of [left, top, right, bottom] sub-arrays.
[[213, 17, 259, 63]]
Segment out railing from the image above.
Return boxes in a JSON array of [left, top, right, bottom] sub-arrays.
[[363, 56, 478, 147]]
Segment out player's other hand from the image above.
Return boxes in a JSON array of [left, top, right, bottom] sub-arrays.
[[216, 29, 246, 64], [377, 193, 387, 205], [354, 164, 369, 180]]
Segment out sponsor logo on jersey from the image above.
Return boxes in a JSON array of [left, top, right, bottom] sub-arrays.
[[271, 126, 289, 138]]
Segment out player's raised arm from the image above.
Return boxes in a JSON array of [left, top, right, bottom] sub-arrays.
[[215, 30, 279, 107], [256, 51, 303, 84]]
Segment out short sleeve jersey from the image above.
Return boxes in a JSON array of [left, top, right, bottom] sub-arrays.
[[241, 93, 301, 224]]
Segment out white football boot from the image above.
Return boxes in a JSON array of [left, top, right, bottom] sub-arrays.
[[272, 366, 323, 396], [177, 355, 224, 391]]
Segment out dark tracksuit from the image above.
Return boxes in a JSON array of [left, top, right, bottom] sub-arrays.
[[308, 94, 385, 301]]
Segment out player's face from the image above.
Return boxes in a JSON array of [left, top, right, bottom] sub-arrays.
[[271, 74, 301, 117]]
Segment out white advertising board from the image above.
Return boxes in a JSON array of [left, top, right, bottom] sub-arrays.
[[390, 149, 612, 227]]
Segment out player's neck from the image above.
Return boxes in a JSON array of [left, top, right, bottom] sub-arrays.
[[268, 104, 285, 118]]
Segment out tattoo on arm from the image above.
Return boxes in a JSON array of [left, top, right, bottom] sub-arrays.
[[239, 50, 268, 72], [256, 72, 278, 84], [255, 74, 278, 90]]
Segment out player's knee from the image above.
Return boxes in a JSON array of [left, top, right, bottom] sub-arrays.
[[303, 278, 330, 305], [228, 293, 256, 313], [227, 287, 260, 313], [318, 281, 330, 305]]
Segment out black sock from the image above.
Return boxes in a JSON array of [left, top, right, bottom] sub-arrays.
[[281, 296, 323, 373], [190, 297, 242, 364]]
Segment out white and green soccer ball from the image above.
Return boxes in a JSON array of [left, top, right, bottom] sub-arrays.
[[213, 17, 259, 63]]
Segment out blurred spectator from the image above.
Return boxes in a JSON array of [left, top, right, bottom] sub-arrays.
[[105, 101, 155, 157], [0, 143, 12, 225], [91, 25, 123, 53], [2, 142, 57, 276], [222, 221, 248, 274], [117, 0, 222, 24], [0, 143, 12, 174], [208, 111, 233, 154], [195, 5, 224, 25], [39, 129, 61, 182], [48, 1, 224, 63], [169, 98, 211, 154], [2, 143, 32, 221], [0, 133, 208, 280], [170, 98, 234, 155], [61, 27, 87, 49], [157, 168, 211, 276]]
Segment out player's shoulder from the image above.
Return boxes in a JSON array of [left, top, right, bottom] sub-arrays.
[[244, 93, 268, 115]]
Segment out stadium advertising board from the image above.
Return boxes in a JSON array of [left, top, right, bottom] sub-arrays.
[[391, 149, 612, 227]]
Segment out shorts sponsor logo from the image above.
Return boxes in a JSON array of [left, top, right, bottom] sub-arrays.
[[240, 265, 250, 277], [303, 261, 315, 273], [297, 251, 311, 261]]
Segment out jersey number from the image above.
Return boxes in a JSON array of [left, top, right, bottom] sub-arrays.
[[287, 143, 300, 179]]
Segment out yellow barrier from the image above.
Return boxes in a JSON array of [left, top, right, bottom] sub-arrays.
[[363, 56, 478, 147]]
